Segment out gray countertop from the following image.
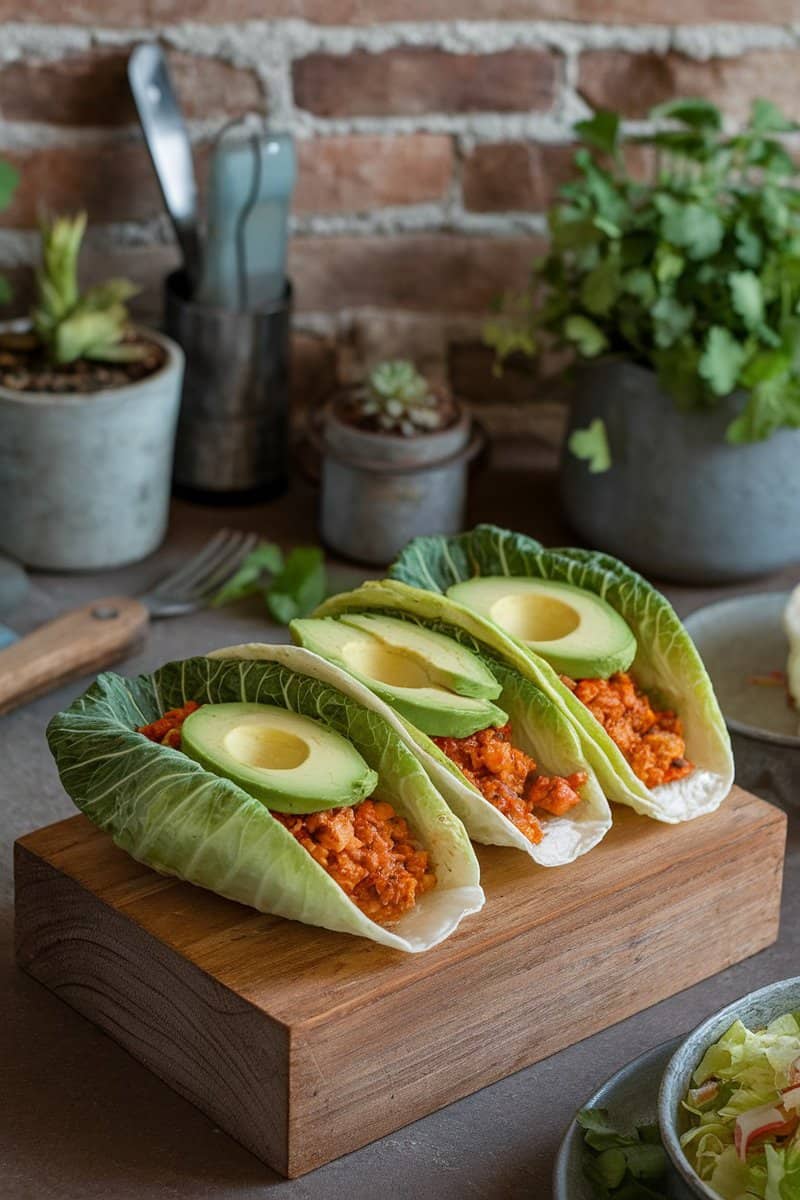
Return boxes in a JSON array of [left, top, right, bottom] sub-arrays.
[[3, 443, 799, 1200]]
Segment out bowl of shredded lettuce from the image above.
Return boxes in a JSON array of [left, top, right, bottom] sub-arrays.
[[659, 978, 800, 1199]]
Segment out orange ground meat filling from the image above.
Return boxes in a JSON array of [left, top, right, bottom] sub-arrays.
[[137, 706, 435, 925], [273, 800, 436, 925], [138, 700, 200, 748], [561, 671, 693, 789], [433, 722, 587, 845]]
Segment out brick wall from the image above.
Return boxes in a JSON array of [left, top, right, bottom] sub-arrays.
[[1, 5, 799, 419]]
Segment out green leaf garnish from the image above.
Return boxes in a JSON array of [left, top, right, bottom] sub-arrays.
[[564, 314, 608, 356], [568, 418, 612, 473], [575, 110, 621, 156], [266, 547, 327, 624], [212, 541, 328, 625], [577, 1107, 669, 1199], [699, 327, 748, 396]]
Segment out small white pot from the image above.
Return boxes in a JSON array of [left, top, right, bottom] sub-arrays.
[[0, 327, 184, 570]]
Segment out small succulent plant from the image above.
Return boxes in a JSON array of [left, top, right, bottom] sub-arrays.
[[355, 360, 448, 437], [32, 212, 144, 365]]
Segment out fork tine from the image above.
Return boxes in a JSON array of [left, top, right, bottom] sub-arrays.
[[189, 532, 261, 603], [149, 528, 236, 601]]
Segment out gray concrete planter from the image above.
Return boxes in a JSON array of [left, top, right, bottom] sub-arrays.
[[318, 399, 482, 566], [560, 359, 800, 583], [0, 327, 184, 570]]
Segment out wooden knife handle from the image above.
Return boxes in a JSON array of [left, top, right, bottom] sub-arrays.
[[0, 596, 150, 716]]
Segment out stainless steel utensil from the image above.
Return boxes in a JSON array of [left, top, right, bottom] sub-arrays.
[[128, 43, 203, 294], [0, 528, 258, 715]]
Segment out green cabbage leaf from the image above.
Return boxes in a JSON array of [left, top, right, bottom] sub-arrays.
[[389, 524, 733, 822], [311, 587, 611, 864], [46, 645, 483, 953]]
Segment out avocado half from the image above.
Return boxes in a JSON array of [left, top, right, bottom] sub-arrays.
[[446, 576, 636, 679], [181, 702, 378, 813], [291, 617, 507, 738]]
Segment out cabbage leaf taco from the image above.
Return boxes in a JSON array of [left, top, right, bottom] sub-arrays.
[[288, 591, 612, 867], [387, 524, 734, 823], [46, 644, 483, 953]]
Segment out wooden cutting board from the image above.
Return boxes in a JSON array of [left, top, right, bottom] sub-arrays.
[[15, 787, 786, 1179]]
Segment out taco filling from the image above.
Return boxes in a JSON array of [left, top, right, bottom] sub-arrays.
[[274, 801, 436, 925], [138, 700, 435, 925], [560, 672, 693, 789], [433, 722, 587, 845]]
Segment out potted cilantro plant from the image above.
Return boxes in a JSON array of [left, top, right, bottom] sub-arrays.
[[0, 212, 184, 570], [487, 98, 800, 583]]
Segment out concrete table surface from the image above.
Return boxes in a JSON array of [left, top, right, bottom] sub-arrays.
[[3, 441, 799, 1200]]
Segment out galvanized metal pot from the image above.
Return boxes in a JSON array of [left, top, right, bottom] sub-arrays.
[[317, 400, 482, 565], [560, 359, 800, 584], [0, 327, 184, 570], [165, 270, 290, 501]]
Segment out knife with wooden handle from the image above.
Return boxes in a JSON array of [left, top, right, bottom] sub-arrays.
[[0, 596, 149, 715]]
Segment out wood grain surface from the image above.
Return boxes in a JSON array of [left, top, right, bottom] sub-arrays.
[[0, 595, 149, 715], [14, 787, 786, 1178]]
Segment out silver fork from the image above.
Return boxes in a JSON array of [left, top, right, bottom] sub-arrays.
[[0, 528, 259, 715]]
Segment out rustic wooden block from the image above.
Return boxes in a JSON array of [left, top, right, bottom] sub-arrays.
[[14, 787, 786, 1179]]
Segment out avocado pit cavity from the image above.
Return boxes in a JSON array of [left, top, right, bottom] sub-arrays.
[[490, 592, 580, 643], [224, 722, 310, 771]]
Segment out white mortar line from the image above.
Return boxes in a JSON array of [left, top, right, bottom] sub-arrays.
[[0, 19, 798, 67]]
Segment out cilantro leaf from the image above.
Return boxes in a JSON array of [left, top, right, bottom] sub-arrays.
[[0, 159, 19, 209], [211, 542, 284, 607], [580, 255, 621, 316], [266, 547, 327, 624], [729, 270, 764, 329], [577, 1108, 669, 1200], [568, 418, 612, 473], [699, 326, 747, 396], [734, 217, 763, 268], [726, 374, 800, 442], [650, 96, 722, 131], [575, 110, 620, 156], [659, 201, 724, 260], [211, 541, 328, 626], [751, 97, 797, 134], [564, 314, 608, 357], [651, 296, 694, 348]]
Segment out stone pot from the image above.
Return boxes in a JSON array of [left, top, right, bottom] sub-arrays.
[[560, 359, 800, 584], [317, 398, 483, 566], [0, 327, 184, 570]]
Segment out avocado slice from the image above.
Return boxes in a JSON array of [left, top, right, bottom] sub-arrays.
[[291, 617, 508, 738], [181, 702, 378, 814], [338, 612, 501, 699], [446, 576, 636, 679]]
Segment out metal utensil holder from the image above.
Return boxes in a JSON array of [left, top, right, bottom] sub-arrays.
[[164, 270, 291, 502]]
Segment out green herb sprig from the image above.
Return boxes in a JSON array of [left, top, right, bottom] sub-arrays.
[[486, 97, 800, 443], [212, 541, 327, 624], [578, 1108, 669, 1199], [0, 160, 19, 304]]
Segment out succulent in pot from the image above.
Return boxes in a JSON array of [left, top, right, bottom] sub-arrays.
[[486, 98, 800, 583], [0, 211, 184, 570], [318, 360, 481, 566]]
